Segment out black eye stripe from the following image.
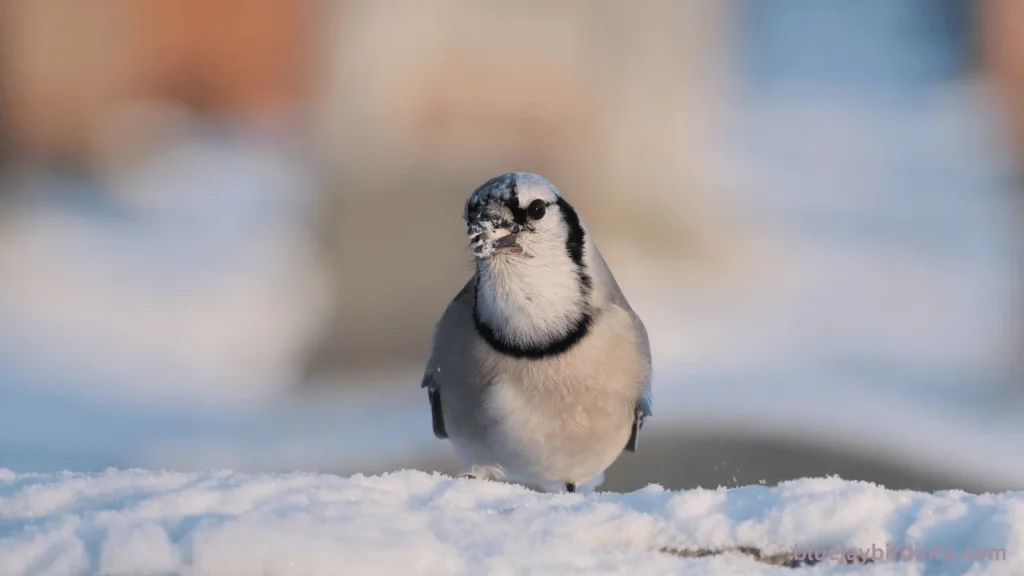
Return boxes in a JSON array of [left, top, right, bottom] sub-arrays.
[[508, 201, 528, 226]]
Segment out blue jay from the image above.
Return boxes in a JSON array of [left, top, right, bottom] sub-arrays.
[[421, 172, 653, 493]]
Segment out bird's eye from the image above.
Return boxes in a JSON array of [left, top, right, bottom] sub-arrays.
[[527, 199, 547, 220]]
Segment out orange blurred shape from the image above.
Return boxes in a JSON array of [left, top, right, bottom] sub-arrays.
[[140, 0, 308, 119], [0, 0, 309, 164], [979, 0, 1024, 152]]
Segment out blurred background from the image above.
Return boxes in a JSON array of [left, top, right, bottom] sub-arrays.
[[0, 0, 1022, 493]]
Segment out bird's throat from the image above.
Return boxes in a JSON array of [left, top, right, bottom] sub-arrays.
[[473, 260, 593, 359]]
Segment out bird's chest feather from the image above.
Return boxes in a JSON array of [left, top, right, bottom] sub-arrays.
[[478, 353, 633, 446]]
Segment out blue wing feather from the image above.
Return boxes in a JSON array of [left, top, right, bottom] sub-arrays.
[[637, 380, 653, 417], [625, 378, 652, 453]]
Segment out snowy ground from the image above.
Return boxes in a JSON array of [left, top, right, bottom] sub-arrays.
[[1, 469, 1020, 575]]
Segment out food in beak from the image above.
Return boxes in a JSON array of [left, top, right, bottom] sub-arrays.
[[488, 227, 513, 240], [491, 232, 518, 250], [468, 225, 521, 257]]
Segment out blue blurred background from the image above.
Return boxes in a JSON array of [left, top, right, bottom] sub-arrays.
[[1, 0, 1022, 492]]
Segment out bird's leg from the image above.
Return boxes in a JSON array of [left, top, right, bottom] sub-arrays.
[[565, 483, 576, 493]]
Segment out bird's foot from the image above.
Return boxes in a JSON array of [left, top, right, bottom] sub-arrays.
[[461, 465, 504, 482]]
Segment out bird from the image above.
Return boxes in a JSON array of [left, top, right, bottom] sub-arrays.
[[420, 172, 652, 493]]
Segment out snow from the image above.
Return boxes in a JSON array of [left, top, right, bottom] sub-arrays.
[[0, 469, 1019, 575]]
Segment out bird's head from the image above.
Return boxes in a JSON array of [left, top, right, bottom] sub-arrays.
[[464, 172, 586, 265]]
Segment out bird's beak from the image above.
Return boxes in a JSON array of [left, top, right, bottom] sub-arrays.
[[468, 224, 522, 258], [466, 198, 526, 258]]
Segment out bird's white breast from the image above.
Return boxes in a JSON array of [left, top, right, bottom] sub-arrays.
[[472, 307, 643, 488]]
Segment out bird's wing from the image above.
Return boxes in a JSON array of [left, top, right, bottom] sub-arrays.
[[421, 278, 476, 439], [588, 245, 653, 425], [624, 308, 653, 453], [633, 310, 654, 418]]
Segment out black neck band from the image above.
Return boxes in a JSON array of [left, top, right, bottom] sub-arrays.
[[473, 286, 593, 359]]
